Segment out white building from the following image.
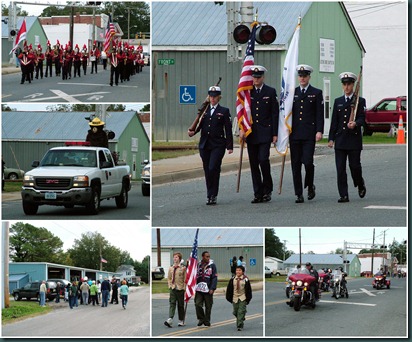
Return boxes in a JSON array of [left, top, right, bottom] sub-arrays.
[[264, 256, 284, 273]]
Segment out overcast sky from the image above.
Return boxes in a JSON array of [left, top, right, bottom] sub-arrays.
[[7, 220, 151, 262], [274, 228, 407, 255]]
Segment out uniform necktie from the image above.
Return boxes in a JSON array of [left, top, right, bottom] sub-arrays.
[[210, 106, 215, 116], [172, 266, 178, 284], [236, 277, 240, 291], [346, 97, 350, 103], [301, 88, 305, 95], [256, 88, 261, 94]]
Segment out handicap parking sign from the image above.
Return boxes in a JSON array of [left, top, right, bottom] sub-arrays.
[[249, 258, 256, 266], [179, 85, 196, 104]]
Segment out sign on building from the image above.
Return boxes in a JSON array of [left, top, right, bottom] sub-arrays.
[[320, 38, 335, 72], [179, 85, 196, 104]]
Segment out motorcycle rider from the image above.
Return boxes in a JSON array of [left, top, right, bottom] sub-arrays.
[[305, 262, 319, 301]]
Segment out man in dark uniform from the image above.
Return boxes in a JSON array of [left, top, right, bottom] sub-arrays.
[[290, 64, 324, 203], [305, 262, 319, 301], [188, 86, 233, 205], [328, 71, 366, 203], [239, 65, 279, 203]]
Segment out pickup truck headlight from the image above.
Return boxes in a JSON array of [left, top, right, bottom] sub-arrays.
[[23, 175, 35, 186], [73, 175, 89, 187]]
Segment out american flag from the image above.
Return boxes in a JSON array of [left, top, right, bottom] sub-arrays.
[[236, 24, 257, 137], [9, 18, 27, 55], [103, 15, 116, 52], [100, 257, 108, 263], [184, 228, 199, 303]]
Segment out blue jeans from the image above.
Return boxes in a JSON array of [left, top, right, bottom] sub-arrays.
[[39, 292, 46, 306], [121, 295, 128, 307], [102, 290, 109, 307], [82, 292, 89, 304], [69, 296, 75, 309], [74, 295, 78, 307]]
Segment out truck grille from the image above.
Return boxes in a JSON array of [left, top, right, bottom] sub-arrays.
[[35, 177, 72, 190]]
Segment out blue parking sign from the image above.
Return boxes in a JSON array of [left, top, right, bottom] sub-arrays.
[[249, 258, 256, 266], [180, 85, 196, 104]]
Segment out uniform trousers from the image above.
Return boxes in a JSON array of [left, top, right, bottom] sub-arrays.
[[232, 299, 247, 328], [168, 288, 185, 320], [290, 139, 315, 196], [195, 291, 213, 325], [335, 149, 363, 197], [247, 142, 272, 197], [110, 65, 120, 86], [199, 145, 225, 198]]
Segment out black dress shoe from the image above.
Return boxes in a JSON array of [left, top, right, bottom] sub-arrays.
[[210, 196, 217, 205], [308, 185, 316, 200], [251, 197, 263, 204], [338, 196, 349, 203], [358, 185, 366, 198], [262, 194, 271, 202], [206, 198, 211, 205], [295, 195, 304, 203]]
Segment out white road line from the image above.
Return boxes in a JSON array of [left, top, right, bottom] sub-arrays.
[[364, 205, 406, 210], [23, 91, 110, 102], [321, 300, 376, 307], [360, 288, 376, 296], [57, 82, 138, 88], [50, 89, 79, 102]]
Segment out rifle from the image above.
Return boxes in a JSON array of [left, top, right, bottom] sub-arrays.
[[188, 77, 222, 134], [349, 66, 363, 122]]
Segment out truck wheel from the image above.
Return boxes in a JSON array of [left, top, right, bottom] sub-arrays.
[[23, 201, 39, 215], [13, 293, 21, 301], [8, 172, 18, 180], [86, 186, 100, 215], [115, 183, 128, 209], [142, 184, 150, 197]]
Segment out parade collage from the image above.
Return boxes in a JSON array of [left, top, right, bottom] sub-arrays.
[[0, 0, 408, 340]]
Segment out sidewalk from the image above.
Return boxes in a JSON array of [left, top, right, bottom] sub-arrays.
[[153, 144, 292, 185], [2, 65, 21, 75]]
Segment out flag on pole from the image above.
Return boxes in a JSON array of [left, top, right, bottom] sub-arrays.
[[9, 18, 27, 54], [184, 228, 199, 303], [236, 24, 257, 137], [100, 257, 108, 263], [276, 23, 301, 155], [103, 15, 116, 52]]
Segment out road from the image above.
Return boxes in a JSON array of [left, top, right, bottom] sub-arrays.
[[1, 183, 150, 220], [152, 145, 406, 227], [152, 290, 263, 337], [2, 66, 149, 103], [265, 277, 407, 337], [2, 286, 150, 337]]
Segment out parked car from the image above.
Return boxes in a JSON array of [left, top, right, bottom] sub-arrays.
[[151, 266, 165, 280], [143, 52, 150, 66], [265, 266, 272, 278], [12, 281, 58, 301], [141, 160, 150, 197], [4, 166, 25, 180], [273, 269, 288, 276], [47, 278, 70, 296], [364, 96, 407, 135]]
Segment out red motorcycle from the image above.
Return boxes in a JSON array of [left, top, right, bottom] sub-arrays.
[[318, 270, 331, 292], [286, 268, 319, 311], [372, 273, 390, 289]]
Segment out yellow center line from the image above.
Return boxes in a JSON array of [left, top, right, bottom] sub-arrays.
[[265, 299, 289, 306], [159, 313, 263, 337]]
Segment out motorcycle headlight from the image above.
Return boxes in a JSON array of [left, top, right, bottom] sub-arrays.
[[73, 175, 89, 187], [297, 280, 303, 286], [291, 281, 296, 286], [304, 282, 308, 286], [23, 175, 35, 186]]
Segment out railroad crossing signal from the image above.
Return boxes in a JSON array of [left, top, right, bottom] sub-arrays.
[[233, 23, 277, 45]]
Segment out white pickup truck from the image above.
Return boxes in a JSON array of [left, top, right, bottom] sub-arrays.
[[21, 143, 131, 215]]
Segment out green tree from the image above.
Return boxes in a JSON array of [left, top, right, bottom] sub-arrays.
[[1, 104, 13, 111], [46, 104, 71, 112], [265, 229, 286, 259], [71, 104, 96, 112], [2, 4, 28, 16], [306, 251, 315, 254], [133, 255, 149, 283], [389, 240, 407, 264], [68, 231, 131, 272], [9, 222, 64, 262], [141, 103, 150, 112], [330, 248, 353, 254], [107, 104, 126, 111]]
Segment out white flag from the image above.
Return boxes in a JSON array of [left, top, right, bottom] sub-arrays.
[[276, 24, 301, 155]]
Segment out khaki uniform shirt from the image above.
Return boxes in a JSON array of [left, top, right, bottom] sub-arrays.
[[168, 265, 187, 291], [232, 275, 247, 303]]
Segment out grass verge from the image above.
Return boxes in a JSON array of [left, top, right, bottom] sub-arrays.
[[265, 276, 288, 283], [2, 300, 52, 324], [3, 181, 22, 192]]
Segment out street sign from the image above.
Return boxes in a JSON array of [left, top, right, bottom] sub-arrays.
[[244, 248, 250, 253], [179, 85, 196, 104], [158, 58, 175, 66], [249, 258, 256, 266]]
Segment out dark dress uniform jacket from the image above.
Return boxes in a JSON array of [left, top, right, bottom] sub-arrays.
[[225, 276, 252, 304], [247, 84, 279, 144], [328, 96, 366, 150], [198, 104, 233, 150], [291, 85, 324, 141]]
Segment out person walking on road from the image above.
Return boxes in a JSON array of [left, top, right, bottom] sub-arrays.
[[90, 280, 98, 306], [195, 251, 218, 327], [101, 277, 111, 307], [39, 280, 47, 307], [164, 252, 187, 328], [80, 281, 90, 305], [119, 280, 129, 310], [68, 282, 77, 309], [226, 265, 252, 331]]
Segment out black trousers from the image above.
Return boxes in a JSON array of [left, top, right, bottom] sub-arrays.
[[247, 142, 272, 197], [45, 60, 52, 77], [110, 65, 120, 85], [199, 146, 225, 198], [290, 139, 315, 196], [82, 60, 87, 75], [73, 61, 81, 77], [35, 61, 43, 79], [335, 149, 363, 197], [91, 60, 98, 73]]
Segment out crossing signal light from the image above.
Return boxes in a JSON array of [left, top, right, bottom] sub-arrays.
[[10, 30, 16, 36], [233, 24, 277, 45], [256, 25, 276, 45], [233, 24, 250, 44]]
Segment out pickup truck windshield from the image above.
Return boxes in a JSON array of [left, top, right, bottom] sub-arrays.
[[40, 150, 97, 167]]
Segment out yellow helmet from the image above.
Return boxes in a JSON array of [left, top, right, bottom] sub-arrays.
[[89, 117, 105, 126]]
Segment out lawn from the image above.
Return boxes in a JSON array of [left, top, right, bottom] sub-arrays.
[[265, 276, 288, 283], [2, 181, 22, 192], [2, 300, 52, 324]]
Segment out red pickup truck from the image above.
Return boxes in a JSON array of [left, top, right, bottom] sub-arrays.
[[363, 96, 407, 136]]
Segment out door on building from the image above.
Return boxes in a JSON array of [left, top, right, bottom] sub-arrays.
[[323, 78, 331, 136]]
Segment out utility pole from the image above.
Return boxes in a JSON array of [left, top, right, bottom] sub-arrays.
[[382, 229, 389, 272], [299, 228, 301, 267], [156, 229, 161, 267], [70, 5, 74, 46], [3, 222, 10, 309], [283, 240, 287, 261], [371, 228, 375, 275]]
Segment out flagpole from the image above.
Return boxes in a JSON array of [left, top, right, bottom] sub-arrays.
[[236, 138, 245, 193], [278, 154, 286, 194]]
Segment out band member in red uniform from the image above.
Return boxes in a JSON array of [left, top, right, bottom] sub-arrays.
[[45, 41, 54, 77], [18, 44, 34, 84], [73, 44, 81, 78], [54, 40, 62, 77], [90, 41, 100, 74], [35, 44, 44, 79], [108, 45, 121, 86], [81, 44, 88, 75]]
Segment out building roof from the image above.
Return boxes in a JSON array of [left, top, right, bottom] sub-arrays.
[[116, 264, 135, 272], [2, 16, 39, 39], [152, 2, 311, 47], [2, 111, 137, 142], [265, 256, 284, 263], [284, 254, 358, 265], [152, 228, 263, 248], [9, 273, 28, 281]]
